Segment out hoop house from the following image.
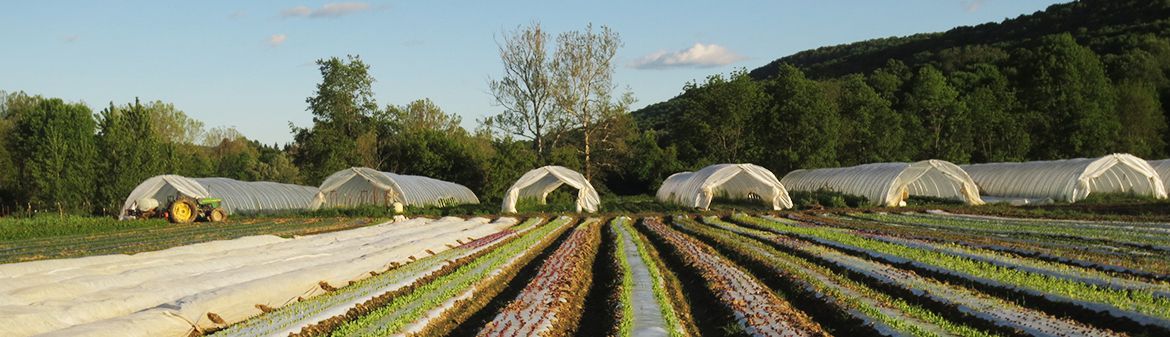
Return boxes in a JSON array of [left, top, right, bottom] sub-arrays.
[[1149, 159, 1170, 192], [310, 167, 479, 209], [502, 166, 600, 213], [781, 160, 984, 207], [656, 163, 792, 210], [120, 175, 317, 218], [960, 154, 1167, 203]]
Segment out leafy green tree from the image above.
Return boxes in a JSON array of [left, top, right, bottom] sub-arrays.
[[94, 99, 174, 214], [0, 91, 26, 209], [1103, 35, 1170, 90], [868, 59, 912, 105], [376, 98, 489, 192], [1113, 81, 1167, 157], [292, 55, 378, 183], [144, 100, 204, 145], [385, 98, 464, 136], [952, 64, 1031, 162], [210, 136, 262, 181], [1015, 33, 1120, 158], [904, 65, 972, 162], [935, 45, 1010, 73], [671, 70, 766, 166], [833, 75, 907, 164], [202, 126, 301, 183], [751, 64, 839, 173], [9, 97, 97, 213], [1104, 40, 1170, 157], [478, 136, 537, 200], [255, 143, 302, 184], [176, 144, 216, 178], [612, 130, 682, 195], [382, 128, 486, 192]]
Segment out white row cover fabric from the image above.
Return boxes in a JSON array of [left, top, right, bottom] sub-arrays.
[[502, 166, 600, 213], [656, 163, 792, 210], [0, 216, 517, 337], [119, 175, 317, 218], [960, 154, 1168, 203], [311, 167, 479, 209], [781, 160, 985, 207], [1148, 159, 1170, 192]]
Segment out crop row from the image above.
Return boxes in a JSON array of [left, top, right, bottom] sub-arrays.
[[718, 215, 1124, 337], [850, 229, 1170, 298], [476, 218, 602, 337], [922, 211, 1170, 232], [323, 216, 577, 337], [638, 217, 829, 337], [677, 215, 996, 337], [611, 217, 636, 337], [804, 213, 1170, 279], [853, 212, 1170, 253], [610, 216, 697, 337], [732, 213, 1164, 335], [211, 217, 545, 337], [775, 214, 1170, 299]]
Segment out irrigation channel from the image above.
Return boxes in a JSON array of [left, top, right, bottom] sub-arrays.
[[1, 212, 1168, 337]]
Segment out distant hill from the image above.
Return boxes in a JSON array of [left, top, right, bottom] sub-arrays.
[[749, 0, 1170, 80], [635, 0, 1170, 127]]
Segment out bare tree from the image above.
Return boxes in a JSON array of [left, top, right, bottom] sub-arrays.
[[487, 22, 560, 159], [550, 24, 629, 180]]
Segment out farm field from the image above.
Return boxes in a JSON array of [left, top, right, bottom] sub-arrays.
[[2, 211, 1169, 337], [0, 216, 385, 263]]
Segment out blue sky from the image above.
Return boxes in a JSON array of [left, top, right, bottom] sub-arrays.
[[0, 0, 1064, 145]]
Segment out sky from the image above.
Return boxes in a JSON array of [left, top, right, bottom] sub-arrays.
[[0, 0, 1066, 145]]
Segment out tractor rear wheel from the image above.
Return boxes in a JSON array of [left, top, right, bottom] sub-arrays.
[[209, 208, 228, 222], [169, 198, 198, 224]]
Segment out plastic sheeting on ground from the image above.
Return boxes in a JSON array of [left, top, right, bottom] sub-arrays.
[[781, 160, 984, 207], [310, 167, 479, 209], [0, 216, 515, 337], [502, 166, 600, 213], [119, 175, 317, 218], [656, 163, 792, 210], [959, 153, 1168, 203]]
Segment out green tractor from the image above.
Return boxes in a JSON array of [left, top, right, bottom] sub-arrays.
[[126, 196, 228, 224]]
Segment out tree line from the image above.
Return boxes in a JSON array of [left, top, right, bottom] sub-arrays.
[[636, 32, 1170, 177], [0, 23, 649, 216], [0, 94, 302, 215]]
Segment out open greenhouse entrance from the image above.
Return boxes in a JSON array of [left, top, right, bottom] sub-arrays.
[[502, 166, 600, 213]]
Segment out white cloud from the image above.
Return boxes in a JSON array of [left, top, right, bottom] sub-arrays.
[[281, 2, 371, 18], [268, 34, 287, 47], [281, 6, 312, 17], [631, 43, 747, 70], [961, 0, 986, 13], [61, 35, 80, 43], [228, 10, 247, 19]]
